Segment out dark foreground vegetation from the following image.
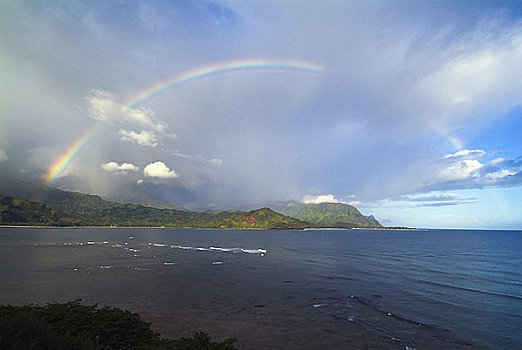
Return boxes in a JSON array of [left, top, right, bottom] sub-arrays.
[[0, 300, 238, 350]]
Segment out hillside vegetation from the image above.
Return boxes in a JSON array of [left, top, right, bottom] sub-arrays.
[[277, 202, 382, 228], [0, 178, 381, 229], [0, 300, 238, 350], [0, 195, 90, 226], [0, 192, 308, 229]]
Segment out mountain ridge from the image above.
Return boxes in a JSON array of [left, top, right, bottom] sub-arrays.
[[273, 201, 382, 228], [0, 178, 382, 229], [0, 191, 308, 229]]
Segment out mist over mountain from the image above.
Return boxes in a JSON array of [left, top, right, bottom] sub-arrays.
[[0, 177, 382, 229]]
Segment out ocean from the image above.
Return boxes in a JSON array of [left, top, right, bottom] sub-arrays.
[[0, 227, 520, 349]]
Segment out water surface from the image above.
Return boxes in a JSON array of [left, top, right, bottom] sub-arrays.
[[1, 227, 520, 349]]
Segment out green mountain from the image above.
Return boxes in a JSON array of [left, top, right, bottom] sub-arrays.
[[0, 188, 308, 229], [0, 195, 90, 226], [274, 201, 382, 228], [195, 207, 309, 230], [0, 177, 380, 229]]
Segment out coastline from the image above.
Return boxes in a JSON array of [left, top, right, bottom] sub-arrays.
[[1, 225, 399, 231]]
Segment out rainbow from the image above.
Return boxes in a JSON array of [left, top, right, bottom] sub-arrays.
[[123, 58, 325, 107], [438, 127, 465, 150], [42, 123, 99, 186], [42, 58, 325, 185]]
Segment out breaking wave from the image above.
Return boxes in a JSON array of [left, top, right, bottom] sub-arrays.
[[171, 245, 266, 255]]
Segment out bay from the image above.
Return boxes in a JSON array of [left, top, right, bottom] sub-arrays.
[[0, 227, 521, 349]]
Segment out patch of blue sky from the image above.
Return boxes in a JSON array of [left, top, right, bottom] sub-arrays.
[[471, 106, 522, 158], [369, 187, 522, 230]]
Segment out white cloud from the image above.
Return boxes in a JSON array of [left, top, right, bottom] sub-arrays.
[[486, 169, 517, 181], [302, 194, 344, 204], [418, 31, 522, 120], [439, 159, 484, 181], [436, 149, 486, 183], [377, 191, 480, 208], [144, 161, 179, 179], [404, 193, 458, 202], [421, 53, 499, 107], [87, 89, 167, 132], [443, 149, 486, 159], [0, 149, 7, 162], [490, 157, 506, 165], [118, 129, 158, 147], [101, 161, 139, 174]]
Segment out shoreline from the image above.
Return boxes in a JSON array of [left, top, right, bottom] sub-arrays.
[[0, 224, 402, 230]]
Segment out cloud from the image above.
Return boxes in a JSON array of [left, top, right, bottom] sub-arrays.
[[87, 89, 166, 132], [418, 30, 522, 118], [101, 161, 139, 174], [485, 169, 517, 181], [172, 150, 223, 165], [399, 192, 479, 207], [403, 193, 458, 202], [443, 149, 486, 159], [118, 129, 158, 147], [438, 150, 486, 182], [2, 0, 522, 222], [439, 159, 484, 181], [417, 150, 522, 193], [144, 161, 179, 179], [0, 149, 7, 162], [302, 194, 344, 204]]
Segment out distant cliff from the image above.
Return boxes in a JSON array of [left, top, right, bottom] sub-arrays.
[[274, 201, 382, 228]]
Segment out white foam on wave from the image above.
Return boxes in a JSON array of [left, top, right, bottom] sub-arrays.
[[171, 245, 267, 255], [153, 243, 169, 247], [87, 241, 109, 245], [171, 245, 211, 251], [128, 266, 147, 271], [241, 248, 267, 254], [210, 247, 241, 253]]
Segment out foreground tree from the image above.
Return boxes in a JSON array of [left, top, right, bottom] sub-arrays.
[[0, 300, 238, 350]]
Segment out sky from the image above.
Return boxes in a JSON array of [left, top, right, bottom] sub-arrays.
[[1, 0, 522, 229]]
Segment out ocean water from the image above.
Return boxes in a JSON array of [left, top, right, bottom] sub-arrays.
[[0, 227, 521, 349]]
